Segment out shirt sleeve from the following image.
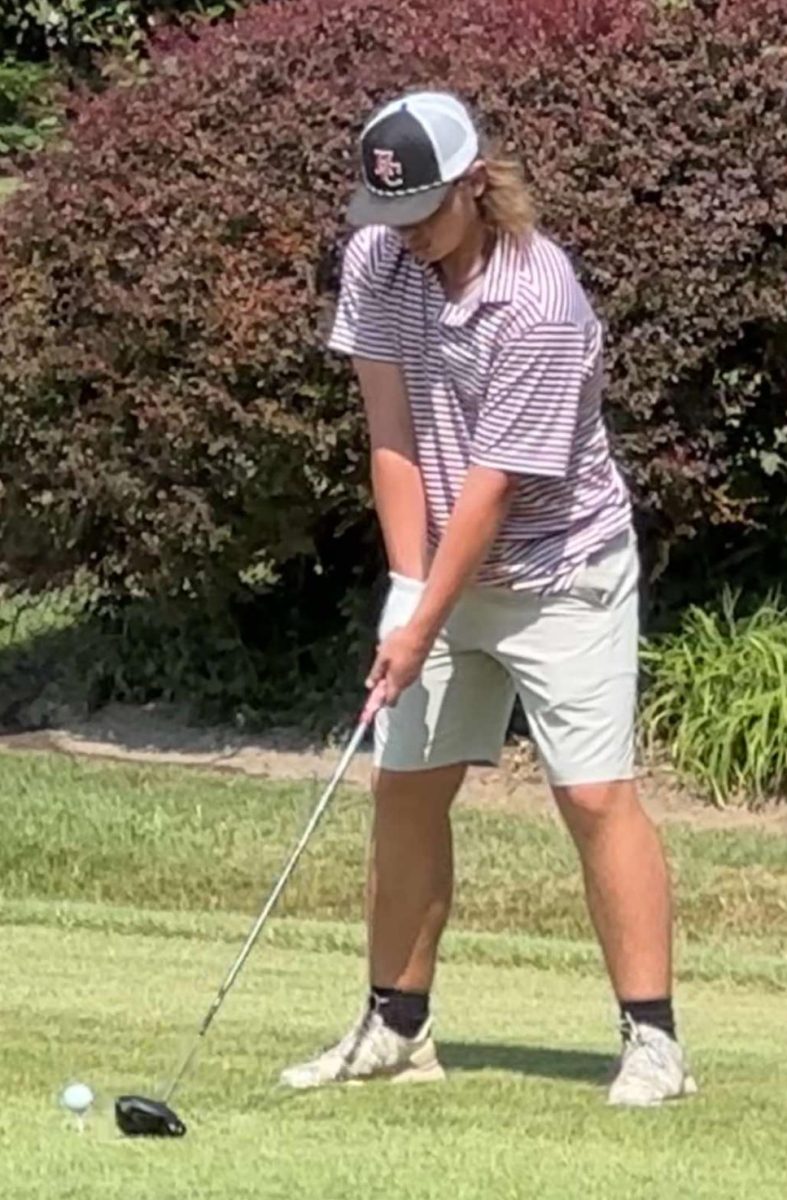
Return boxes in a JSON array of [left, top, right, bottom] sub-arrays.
[[327, 230, 400, 363], [470, 322, 586, 479]]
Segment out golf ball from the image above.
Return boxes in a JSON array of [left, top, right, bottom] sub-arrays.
[[61, 1082, 94, 1114]]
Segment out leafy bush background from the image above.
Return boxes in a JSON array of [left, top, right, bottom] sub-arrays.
[[0, 0, 786, 734]]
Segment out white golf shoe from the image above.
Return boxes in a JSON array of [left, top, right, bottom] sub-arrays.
[[608, 1018, 698, 1107], [280, 1006, 445, 1089]]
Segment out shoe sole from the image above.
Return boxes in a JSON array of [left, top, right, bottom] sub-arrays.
[[346, 1059, 447, 1087], [283, 1053, 446, 1090], [392, 1059, 446, 1084], [608, 1074, 699, 1108]]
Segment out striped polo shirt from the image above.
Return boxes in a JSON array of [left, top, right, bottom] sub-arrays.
[[329, 225, 632, 591]]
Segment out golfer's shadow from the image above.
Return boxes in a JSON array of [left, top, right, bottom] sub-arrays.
[[441, 1041, 610, 1084]]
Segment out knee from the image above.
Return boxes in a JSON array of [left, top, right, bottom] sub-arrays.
[[553, 779, 636, 823], [372, 765, 465, 820]]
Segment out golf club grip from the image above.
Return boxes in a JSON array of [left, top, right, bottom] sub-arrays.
[[163, 697, 380, 1102]]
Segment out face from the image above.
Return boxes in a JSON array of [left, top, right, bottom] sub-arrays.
[[398, 163, 487, 263]]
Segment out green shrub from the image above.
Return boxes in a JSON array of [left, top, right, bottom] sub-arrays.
[[641, 592, 787, 807], [0, 563, 381, 733], [0, 57, 58, 156], [0, 2, 241, 73], [0, 581, 109, 728], [86, 566, 380, 730]]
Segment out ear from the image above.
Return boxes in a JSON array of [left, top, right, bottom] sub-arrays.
[[467, 160, 488, 200]]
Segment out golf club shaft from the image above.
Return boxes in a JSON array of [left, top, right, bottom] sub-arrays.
[[163, 693, 381, 1103]]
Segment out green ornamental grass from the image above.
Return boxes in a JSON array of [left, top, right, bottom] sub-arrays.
[[641, 590, 787, 807]]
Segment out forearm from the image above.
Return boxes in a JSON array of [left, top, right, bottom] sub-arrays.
[[409, 466, 514, 642], [372, 448, 428, 580]]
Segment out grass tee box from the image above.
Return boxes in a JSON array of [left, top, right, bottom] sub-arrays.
[[2, 750, 787, 1198], [4, 918, 787, 1200]]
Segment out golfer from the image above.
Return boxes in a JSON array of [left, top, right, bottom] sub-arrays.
[[282, 91, 695, 1105]]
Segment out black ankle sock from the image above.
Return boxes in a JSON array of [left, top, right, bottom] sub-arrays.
[[370, 987, 429, 1038], [620, 997, 676, 1041]]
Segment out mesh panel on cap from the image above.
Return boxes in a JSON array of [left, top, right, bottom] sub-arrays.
[[410, 93, 478, 180], [432, 112, 468, 164]]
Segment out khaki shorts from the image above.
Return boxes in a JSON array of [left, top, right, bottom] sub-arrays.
[[375, 530, 639, 787]]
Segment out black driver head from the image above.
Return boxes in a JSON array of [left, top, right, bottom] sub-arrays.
[[115, 1095, 187, 1138]]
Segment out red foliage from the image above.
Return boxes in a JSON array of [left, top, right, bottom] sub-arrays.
[[0, 0, 785, 596]]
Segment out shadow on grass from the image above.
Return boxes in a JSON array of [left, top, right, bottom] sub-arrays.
[[441, 1041, 610, 1083]]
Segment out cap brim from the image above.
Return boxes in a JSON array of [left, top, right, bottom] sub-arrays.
[[347, 183, 450, 228]]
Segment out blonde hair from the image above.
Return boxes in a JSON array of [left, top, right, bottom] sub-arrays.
[[476, 149, 537, 238]]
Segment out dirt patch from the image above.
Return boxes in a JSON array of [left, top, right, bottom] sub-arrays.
[[2, 700, 786, 832]]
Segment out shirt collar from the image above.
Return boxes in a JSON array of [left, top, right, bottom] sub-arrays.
[[438, 233, 523, 328]]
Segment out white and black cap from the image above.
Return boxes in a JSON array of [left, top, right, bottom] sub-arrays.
[[348, 91, 480, 228]]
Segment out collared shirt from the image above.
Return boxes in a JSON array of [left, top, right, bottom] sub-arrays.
[[328, 225, 632, 591]]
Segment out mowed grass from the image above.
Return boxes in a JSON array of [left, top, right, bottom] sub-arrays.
[[3, 916, 787, 1200], [2, 748, 787, 1198]]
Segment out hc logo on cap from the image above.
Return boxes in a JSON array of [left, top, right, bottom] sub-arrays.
[[372, 149, 404, 189]]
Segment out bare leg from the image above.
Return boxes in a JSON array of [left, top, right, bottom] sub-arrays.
[[552, 779, 672, 999], [368, 763, 466, 991]]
